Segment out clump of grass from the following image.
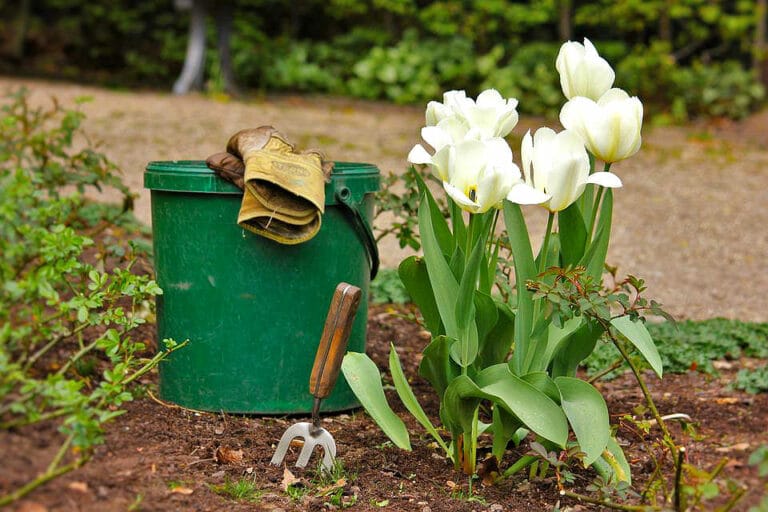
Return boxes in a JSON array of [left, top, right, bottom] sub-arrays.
[[209, 477, 263, 502]]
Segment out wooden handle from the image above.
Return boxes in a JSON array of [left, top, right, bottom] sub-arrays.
[[309, 283, 362, 399]]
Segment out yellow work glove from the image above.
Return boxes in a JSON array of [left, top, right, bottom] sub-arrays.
[[208, 126, 333, 245]]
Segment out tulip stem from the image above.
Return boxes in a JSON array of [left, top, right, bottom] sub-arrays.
[[587, 162, 612, 242], [538, 212, 556, 276]]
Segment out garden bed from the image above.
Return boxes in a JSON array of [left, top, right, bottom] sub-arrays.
[[3, 304, 767, 512]]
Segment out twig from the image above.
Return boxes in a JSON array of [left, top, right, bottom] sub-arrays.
[[561, 490, 660, 511], [673, 447, 685, 511]]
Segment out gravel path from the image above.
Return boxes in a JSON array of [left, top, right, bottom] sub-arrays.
[[4, 76, 766, 322]]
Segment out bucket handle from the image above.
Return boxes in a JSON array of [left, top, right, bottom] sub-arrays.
[[335, 187, 379, 280]]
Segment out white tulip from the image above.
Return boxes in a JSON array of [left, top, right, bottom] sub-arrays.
[[442, 138, 520, 213], [507, 128, 622, 212], [556, 38, 615, 101], [559, 88, 643, 163], [424, 88, 518, 140], [426, 90, 467, 126]]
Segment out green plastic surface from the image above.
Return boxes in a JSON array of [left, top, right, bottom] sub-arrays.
[[145, 160, 379, 414]]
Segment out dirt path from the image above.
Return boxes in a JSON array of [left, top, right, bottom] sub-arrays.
[[3, 76, 767, 322]]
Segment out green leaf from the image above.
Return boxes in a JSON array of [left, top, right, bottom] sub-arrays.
[[389, 344, 448, 454], [491, 405, 523, 460], [418, 336, 459, 397], [341, 352, 411, 450], [419, 198, 460, 339], [502, 201, 536, 374], [554, 377, 610, 466], [412, 170, 453, 257], [455, 235, 485, 331], [558, 203, 588, 266], [449, 200, 467, 251], [476, 364, 569, 447], [520, 372, 560, 402], [611, 316, 663, 378], [551, 320, 603, 378], [602, 436, 632, 484], [531, 316, 583, 373], [475, 293, 514, 368], [441, 375, 484, 435], [399, 256, 441, 335]]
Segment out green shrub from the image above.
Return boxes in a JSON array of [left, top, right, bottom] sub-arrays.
[[0, 90, 183, 506], [734, 364, 768, 394], [585, 318, 768, 379], [348, 30, 477, 104], [481, 42, 563, 117], [670, 60, 765, 120]]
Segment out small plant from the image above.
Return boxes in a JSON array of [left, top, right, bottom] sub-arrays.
[[343, 39, 654, 489], [0, 89, 184, 506], [370, 268, 411, 305], [733, 364, 768, 394], [209, 477, 263, 502]]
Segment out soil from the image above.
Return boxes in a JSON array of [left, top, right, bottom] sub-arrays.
[[2, 303, 767, 512], [1, 77, 768, 511]]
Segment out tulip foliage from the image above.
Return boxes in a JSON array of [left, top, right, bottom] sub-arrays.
[[342, 39, 660, 483]]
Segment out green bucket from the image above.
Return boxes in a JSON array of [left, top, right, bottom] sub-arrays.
[[144, 160, 379, 414]]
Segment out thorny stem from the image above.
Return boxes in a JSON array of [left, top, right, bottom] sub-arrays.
[[0, 456, 88, 507], [588, 356, 627, 384], [561, 490, 660, 511], [609, 331, 675, 449], [718, 487, 747, 512], [673, 447, 685, 511], [24, 321, 91, 373], [608, 329, 678, 460]]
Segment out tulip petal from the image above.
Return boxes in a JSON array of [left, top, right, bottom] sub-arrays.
[[443, 181, 479, 213], [586, 171, 622, 188], [507, 183, 550, 205], [421, 126, 453, 152], [407, 144, 433, 165]]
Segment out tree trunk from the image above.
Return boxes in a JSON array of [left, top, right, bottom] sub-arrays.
[[173, 0, 207, 95], [558, 0, 572, 42], [659, 0, 672, 47], [12, 0, 31, 60], [213, 3, 240, 96], [754, 0, 768, 87]]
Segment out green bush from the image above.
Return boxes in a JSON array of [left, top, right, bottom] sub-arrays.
[[670, 60, 766, 120], [481, 42, 563, 118], [348, 31, 477, 104], [0, 90, 183, 506], [585, 318, 768, 379]]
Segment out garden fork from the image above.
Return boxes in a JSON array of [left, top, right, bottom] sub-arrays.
[[270, 282, 362, 472]]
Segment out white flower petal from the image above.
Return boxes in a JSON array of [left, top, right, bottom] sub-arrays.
[[507, 183, 550, 205], [443, 182, 479, 213], [586, 171, 623, 188], [407, 144, 433, 165], [421, 126, 453, 151]]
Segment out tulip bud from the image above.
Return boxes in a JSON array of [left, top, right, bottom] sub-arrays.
[[559, 88, 643, 164], [556, 38, 615, 101]]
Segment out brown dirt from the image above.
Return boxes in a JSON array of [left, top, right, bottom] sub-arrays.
[[2, 77, 768, 511], [1, 75, 766, 322], [2, 304, 767, 511]]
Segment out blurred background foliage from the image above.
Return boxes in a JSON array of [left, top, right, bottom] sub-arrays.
[[2, 0, 767, 121]]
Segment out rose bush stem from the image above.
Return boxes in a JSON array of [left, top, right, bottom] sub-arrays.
[[561, 490, 661, 511], [609, 330, 677, 454]]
